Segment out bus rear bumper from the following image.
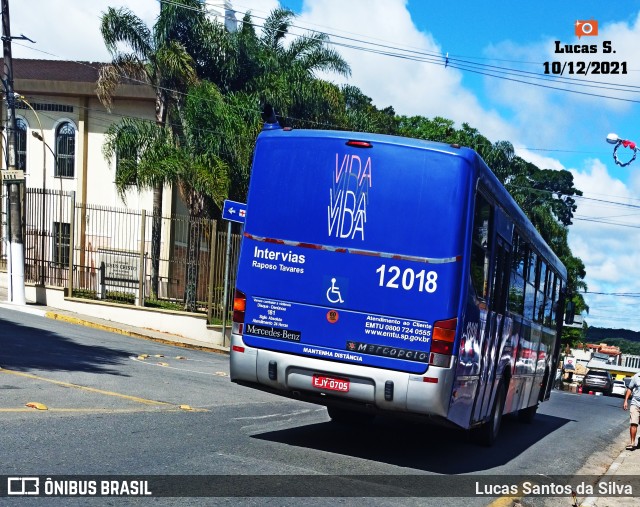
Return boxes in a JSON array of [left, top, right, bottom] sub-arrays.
[[230, 333, 456, 420]]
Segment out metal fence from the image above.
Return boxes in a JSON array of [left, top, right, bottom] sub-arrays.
[[11, 187, 242, 323]]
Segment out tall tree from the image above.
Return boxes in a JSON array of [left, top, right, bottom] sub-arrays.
[[97, 1, 203, 299], [394, 114, 588, 325], [181, 81, 262, 204], [223, 8, 351, 128], [341, 85, 396, 134], [103, 113, 229, 311]]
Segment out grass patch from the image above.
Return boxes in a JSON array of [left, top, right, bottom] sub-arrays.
[[144, 299, 184, 311]]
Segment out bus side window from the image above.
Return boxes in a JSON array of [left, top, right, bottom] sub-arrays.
[[508, 234, 525, 315], [491, 239, 511, 314], [471, 193, 492, 300], [543, 270, 554, 326], [551, 277, 562, 323], [523, 250, 537, 321], [535, 260, 547, 323]]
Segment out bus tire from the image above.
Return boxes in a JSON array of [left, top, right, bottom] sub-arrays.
[[472, 381, 506, 447], [327, 406, 375, 425], [518, 403, 538, 424]]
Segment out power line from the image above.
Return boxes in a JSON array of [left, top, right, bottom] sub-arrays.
[[197, 0, 640, 101], [206, 0, 640, 93], [18, 1, 640, 109], [12, 2, 640, 157], [573, 216, 640, 229]]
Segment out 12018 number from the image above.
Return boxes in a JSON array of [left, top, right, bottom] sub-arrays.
[[375, 265, 438, 293]]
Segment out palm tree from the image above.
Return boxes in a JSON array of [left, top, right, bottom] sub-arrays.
[[103, 112, 230, 311], [97, 2, 201, 299], [225, 8, 351, 128]]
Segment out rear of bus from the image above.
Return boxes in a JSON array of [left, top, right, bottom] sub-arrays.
[[230, 127, 475, 423]]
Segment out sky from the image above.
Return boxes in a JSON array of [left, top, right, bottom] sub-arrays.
[[8, 0, 640, 331]]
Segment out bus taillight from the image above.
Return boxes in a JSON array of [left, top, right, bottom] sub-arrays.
[[433, 318, 457, 341], [430, 318, 457, 367], [232, 290, 246, 335]]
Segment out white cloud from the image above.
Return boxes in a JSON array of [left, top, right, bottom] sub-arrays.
[[297, 0, 515, 142], [515, 148, 565, 170], [483, 14, 640, 155], [11, 1, 158, 61], [569, 159, 640, 330]]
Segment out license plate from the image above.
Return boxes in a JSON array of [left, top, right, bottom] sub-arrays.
[[312, 374, 350, 392]]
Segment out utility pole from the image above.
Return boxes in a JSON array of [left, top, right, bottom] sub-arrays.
[[2, 0, 26, 304]]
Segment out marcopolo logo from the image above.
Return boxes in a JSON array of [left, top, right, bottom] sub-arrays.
[[575, 19, 598, 38], [346, 341, 429, 363]]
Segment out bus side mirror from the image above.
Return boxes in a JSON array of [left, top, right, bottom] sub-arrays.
[[565, 301, 575, 325]]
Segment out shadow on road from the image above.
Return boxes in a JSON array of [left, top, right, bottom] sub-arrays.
[[0, 315, 132, 375], [252, 411, 573, 473]]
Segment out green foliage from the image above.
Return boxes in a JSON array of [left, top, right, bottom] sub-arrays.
[[181, 81, 262, 206], [103, 118, 173, 194], [144, 299, 185, 312], [340, 85, 396, 134], [218, 8, 352, 129], [395, 114, 588, 317], [98, 2, 591, 322], [587, 327, 640, 342], [561, 324, 587, 348]]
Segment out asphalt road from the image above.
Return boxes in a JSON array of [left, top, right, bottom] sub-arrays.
[[0, 307, 630, 506]]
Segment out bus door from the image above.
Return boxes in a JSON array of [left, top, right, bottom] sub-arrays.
[[473, 221, 512, 423]]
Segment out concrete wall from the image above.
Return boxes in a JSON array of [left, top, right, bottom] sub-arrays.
[[2, 270, 226, 348]]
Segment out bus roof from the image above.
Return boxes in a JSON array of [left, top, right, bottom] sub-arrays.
[[256, 126, 567, 280]]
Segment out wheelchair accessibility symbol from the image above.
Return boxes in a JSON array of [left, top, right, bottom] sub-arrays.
[[326, 278, 344, 304]]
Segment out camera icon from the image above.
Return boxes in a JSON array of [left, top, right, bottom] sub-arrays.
[[575, 19, 598, 38]]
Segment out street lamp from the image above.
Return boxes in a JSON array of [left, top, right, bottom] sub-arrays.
[[605, 132, 638, 167], [20, 96, 46, 285], [31, 130, 62, 283]]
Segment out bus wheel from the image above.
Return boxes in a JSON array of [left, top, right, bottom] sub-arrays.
[[518, 403, 538, 424], [472, 382, 506, 447], [327, 406, 375, 425]]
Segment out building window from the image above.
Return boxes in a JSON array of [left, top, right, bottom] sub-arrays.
[[53, 222, 71, 266], [16, 118, 27, 171], [55, 122, 75, 177]]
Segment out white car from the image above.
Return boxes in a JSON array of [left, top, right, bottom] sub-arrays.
[[612, 380, 628, 397]]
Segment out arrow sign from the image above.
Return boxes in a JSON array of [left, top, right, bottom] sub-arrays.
[[222, 199, 247, 224]]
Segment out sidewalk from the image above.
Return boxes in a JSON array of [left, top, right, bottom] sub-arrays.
[[0, 284, 229, 355], [576, 441, 640, 507]]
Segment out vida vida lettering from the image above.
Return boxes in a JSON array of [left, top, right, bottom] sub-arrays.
[[327, 153, 372, 240]]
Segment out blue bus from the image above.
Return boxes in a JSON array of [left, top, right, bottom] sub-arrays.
[[230, 125, 568, 445]]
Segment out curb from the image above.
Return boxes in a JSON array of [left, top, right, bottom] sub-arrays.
[[0, 300, 230, 355], [42, 310, 230, 356], [578, 447, 632, 507], [0, 302, 47, 318]]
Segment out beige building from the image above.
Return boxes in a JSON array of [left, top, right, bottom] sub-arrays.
[[4, 58, 169, 211], [1, 59, 181, 297], [1, 40, 237, 338]]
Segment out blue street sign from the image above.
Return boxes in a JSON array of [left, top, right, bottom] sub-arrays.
[[222, 199, 247, 224]]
